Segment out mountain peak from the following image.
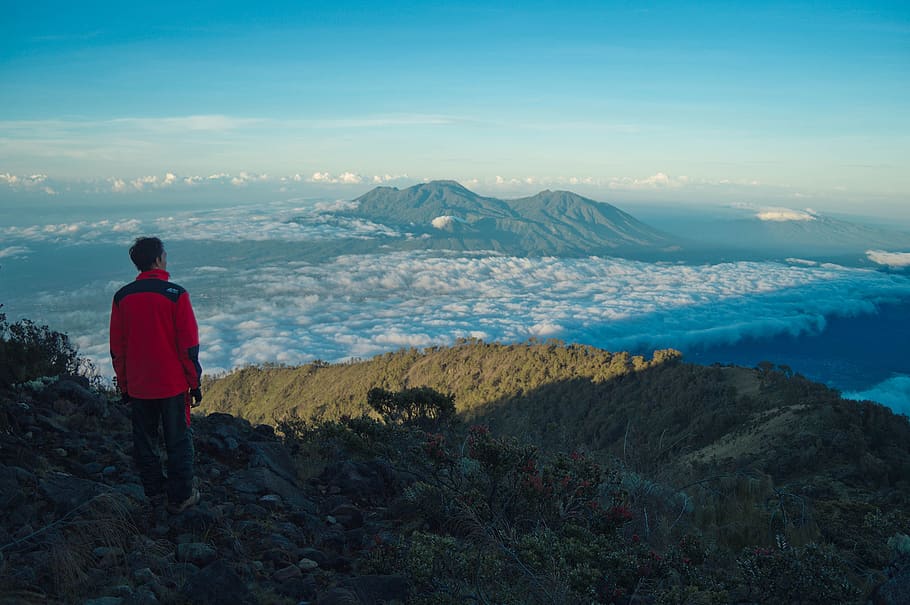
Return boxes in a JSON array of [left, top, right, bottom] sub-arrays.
[[422, 179, 469, 189], [348, 180, 673, 255]]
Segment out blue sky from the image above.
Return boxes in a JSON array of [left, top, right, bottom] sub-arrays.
[[2, 1, 909, 216]]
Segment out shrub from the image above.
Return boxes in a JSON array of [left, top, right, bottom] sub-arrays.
[[736, 543, 859, 603], [0, 308, 84, 388], [367, 386, 456, 430]]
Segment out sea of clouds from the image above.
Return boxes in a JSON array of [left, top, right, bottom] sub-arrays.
[[2, 198, 908, 412]]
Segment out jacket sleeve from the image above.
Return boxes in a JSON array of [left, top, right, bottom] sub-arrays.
[[175, 292, 202, 389], [109, 299, 128, 394]]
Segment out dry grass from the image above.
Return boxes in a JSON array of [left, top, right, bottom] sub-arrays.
[[682, 404, 810, 464], [1, 492, 138, 601]]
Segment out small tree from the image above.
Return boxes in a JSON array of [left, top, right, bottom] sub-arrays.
[[367, 386, 456, 430], [0, 306, 82, 387]]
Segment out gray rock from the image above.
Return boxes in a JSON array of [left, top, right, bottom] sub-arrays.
[[330, 504, 363, 529], [316, 588, 359, 605], [180, 560, 254, 605], [46, 376, 108, 416], [114, 482, 146, 502], [297, 558, 319, 571], [259, 494, 283, 509], [249, 441, 298, 483], [176, 542, 217, 567], [122, 586, 159, 605], [38, 472, 109, 514], [132, 567, 158, 583], [273, 563, 302, 582], [83, 462, 105, 474], [108, 584, 135, 598], [227, 467, 316, 513], [275, 576, 318, 601], [298, 548, 329, 566], [168, 505, 218, 534], [0, 466, 22, 508], [344, 574, 409, 605], [320, 459, 400, 504], [84, 597, 124, 605]]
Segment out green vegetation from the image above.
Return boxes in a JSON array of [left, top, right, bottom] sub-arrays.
[[0, 307, 88, 388], [214, 340, 910, 601], [279, 385, 884, 603]]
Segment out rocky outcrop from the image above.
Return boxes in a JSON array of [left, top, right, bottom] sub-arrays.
[[0, 377, 411, 604]]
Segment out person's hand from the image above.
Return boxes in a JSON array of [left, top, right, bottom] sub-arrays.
[[189, 388, 203, 407]]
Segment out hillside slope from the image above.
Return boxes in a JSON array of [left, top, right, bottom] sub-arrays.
[[202, 342, 910, 498]]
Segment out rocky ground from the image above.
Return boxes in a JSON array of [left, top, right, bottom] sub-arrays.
[[0, 376, 412, 605], [2, 375, 909, 604]]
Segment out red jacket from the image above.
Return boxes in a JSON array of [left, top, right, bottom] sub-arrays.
[[110, 269, 201, 405]]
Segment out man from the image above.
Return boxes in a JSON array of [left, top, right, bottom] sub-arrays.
[[110, 237, 202, 514]]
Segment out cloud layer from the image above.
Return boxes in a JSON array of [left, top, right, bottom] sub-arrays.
[[3, 198, 909, 413], [867, 250, 910, 268], [843, 375, 910, 416]]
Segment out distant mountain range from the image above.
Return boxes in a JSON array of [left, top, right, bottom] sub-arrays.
[[337, 181, 908, 263], [345, 180, 675, 256]]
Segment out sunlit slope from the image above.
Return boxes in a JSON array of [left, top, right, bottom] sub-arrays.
[[202, 341, 910, 501], [200, 342, 682, 424]]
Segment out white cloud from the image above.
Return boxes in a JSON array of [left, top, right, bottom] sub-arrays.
[[786, 258, 818, 266], [432, 216, 458, 229], [230, 171, 269, 186], [110, 115, 264, 132], [1, 199, 403, 245], [131, 175, 159, 190], [5, 199, 910, 420], [867, 250, 910, 268], [843, 375, 910, 415], [756, 208, 816, 222], [1, 172, 51, 190], [607, 172, 690, 190], [111, 219, 142, 233], [309, 171, 364, 184], [0, 246, 31, 258], [373, 174, 406, 184]]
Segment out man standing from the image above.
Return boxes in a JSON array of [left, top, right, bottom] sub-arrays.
[[110, 237, 202, 513]]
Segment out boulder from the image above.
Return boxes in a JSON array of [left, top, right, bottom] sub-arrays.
[[179, 560, 255, 605]]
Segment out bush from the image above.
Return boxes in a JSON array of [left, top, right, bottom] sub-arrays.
[[283, 387, 872, 604], [0, 308, 84, 388], [367, 386, 456, 430], [736, 543, 859, 603]]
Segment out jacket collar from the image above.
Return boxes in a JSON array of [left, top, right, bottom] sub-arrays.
[[136, 268, 170, 281]]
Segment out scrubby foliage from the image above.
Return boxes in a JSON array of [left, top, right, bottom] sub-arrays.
[[280, 384, 888, 604], [0, 307, 87, 388], [201, 341, 686, 424], [367, 386, 456, 431]]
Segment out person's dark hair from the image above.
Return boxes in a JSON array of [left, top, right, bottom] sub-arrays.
[[129, 237, 164, 271]]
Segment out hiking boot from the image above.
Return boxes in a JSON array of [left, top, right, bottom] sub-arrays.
[[167, 488, 200, 514]]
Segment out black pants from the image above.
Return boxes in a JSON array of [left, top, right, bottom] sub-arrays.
[[131, 394, 194, 503]]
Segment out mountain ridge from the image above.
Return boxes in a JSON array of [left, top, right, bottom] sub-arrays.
[[200, 340, 910, 498], [345, 180, 675, 255]]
